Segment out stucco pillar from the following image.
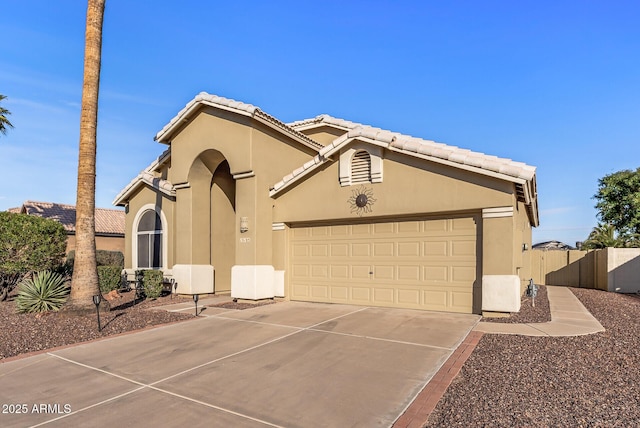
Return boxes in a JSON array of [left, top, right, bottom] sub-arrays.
[[174, 186, 193, 264], [234, 175, 257, 265], [172, 184, 214, 294], [481, 207, 520, 312], [190, 177, 211, 265]]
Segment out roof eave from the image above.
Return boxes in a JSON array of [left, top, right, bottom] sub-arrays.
[[155, 94, 323, 152]]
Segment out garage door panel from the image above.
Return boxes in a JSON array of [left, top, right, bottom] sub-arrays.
[[373, 265, 395, 280], [397, 265, 421, 281], [351, 287, 371, 301], [424, 219, 447, 232], [373, 242, 394, 257], [451, 290, 473, 311], [423, 289, 448, 308], [398, 289, 421, 305], [424, 241, 448, 256], [330, 243, 349, 257], [373, 222, 395, 234], [352, 243, 371, 257], [292, 284, 310, 298], [398, 242, 421, 257], [452, 217, 476, 231], [352, 224, 371, 235], [451, 240, 476, 256], [311, 265, 329, 278], [373, 288, 394, 303], [452, 266, 475, 282], [292, 244, 310, 257], [352, 265, 372, 279], [424, 266, 448, 281], [331, 265, 349, 278], [330, 225, 349, 235], [292, 264, 309, 278], [311, 244, 329, 257], [398, 221, 421, 233], [290, 215, 477, 313], [311, 226, 330, 237], [311, 285, 329, 298], [330, 286, 349, 300]]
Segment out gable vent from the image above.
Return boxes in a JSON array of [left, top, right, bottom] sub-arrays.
[[351, 150, 372, 184]]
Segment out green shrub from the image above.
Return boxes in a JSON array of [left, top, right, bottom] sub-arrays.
[[98, 266, 123, 293], [66, 249, 124, 270], [97, 250, 124, 267], [15, 271, 70, 313], [136, 269, 164, 299], [0, 212, 67, 280]]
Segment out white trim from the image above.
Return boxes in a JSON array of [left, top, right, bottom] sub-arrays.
[[338, 143, 384, 187], [482, 207, 514, 219], [272, 222, 286, 231], [132, 204, 169, 270], [232, 171, 255, 180]]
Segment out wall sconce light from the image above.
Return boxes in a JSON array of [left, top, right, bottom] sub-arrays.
[[240, 217, 249, 233], [522, 243, 529, 251]]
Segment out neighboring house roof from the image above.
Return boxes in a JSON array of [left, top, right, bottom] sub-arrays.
[[15, 201, 125, 236], [154, 92, 324, 151], [113, 149, 175, 206], [5, 207, 21, 213], [532, 240, 575, 250], [272, 115, 539, 226]]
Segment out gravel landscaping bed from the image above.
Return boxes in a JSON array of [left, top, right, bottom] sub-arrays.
[[426, 287, 640, 427], [482, 283, 551, 323], [0, 290, 196, 360]]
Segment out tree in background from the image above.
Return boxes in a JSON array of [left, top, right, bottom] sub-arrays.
[[581, 223, 634, 250], [0, 94, 14, 135], [65, 0, 108, 312], [588, 168, 640, 248]]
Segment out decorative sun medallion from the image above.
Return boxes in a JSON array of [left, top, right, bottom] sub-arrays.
[[348, 185, 377, 216]]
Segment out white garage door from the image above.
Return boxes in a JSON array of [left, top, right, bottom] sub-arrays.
[[289, 215, 478, 313]]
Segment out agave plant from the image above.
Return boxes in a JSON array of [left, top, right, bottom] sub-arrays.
[[16, 271, 70, 313]]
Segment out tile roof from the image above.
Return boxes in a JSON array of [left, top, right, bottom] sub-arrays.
[[155, 92, 324, 151], [112, 150, 176, 207], [17, 201, 125, 236], [273, 115, 539, 226], [288, 114, 536, 182]]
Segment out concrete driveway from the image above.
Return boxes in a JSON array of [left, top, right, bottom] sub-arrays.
[[0, 301, 479, 428]]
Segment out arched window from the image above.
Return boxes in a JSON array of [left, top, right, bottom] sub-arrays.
[[351, 150, 372, 184], [136, 210, 163, 269]]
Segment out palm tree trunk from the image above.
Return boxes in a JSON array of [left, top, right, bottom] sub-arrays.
[[65, 0, 108, 312]]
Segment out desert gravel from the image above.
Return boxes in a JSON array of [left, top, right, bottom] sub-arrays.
[[3, 285, 639, 427], [426, 287, 640, 427], [0, 291, 195, 360]]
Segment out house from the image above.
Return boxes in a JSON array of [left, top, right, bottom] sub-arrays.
[[114, 93, 539, 314], [532, 240, 575, 251], [9, 201, 125, 254]]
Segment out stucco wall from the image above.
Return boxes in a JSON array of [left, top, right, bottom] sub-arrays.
[[298, 125, 347, 146], [122, 105, 536, 302], [123, 186, 175, 270], [272, 148, 515, 223]]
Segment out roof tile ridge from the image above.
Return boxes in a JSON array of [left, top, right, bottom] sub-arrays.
[[287, 114, 327, 128], [253, 110, 324, 150]]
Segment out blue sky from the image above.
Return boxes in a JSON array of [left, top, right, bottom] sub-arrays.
[[1, 1, 639, 246]]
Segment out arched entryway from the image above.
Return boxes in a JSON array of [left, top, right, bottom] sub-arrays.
[[187, 149, 236, 293]]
